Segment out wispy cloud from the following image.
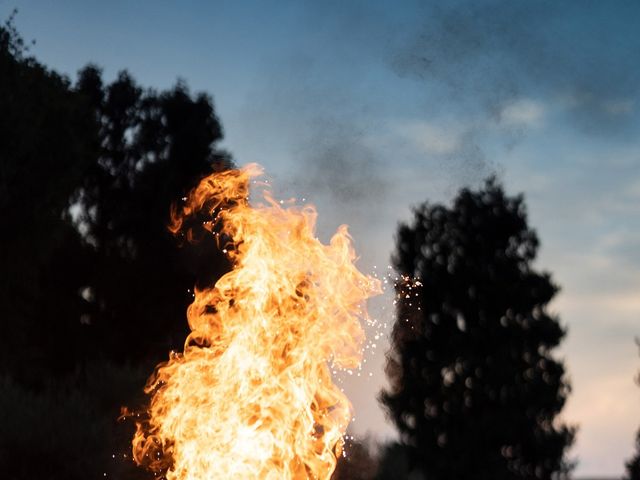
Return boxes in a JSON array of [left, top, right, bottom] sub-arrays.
[[499, 99, 545, 127], [390, 0, 640, 134], [398, 121, 461, 155]]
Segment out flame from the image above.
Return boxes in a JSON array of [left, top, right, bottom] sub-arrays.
[[130, 164, 381, 479]]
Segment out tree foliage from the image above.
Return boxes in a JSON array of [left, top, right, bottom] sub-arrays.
[[626, 431, 640, 480], [1, 15, 233, 479], [0, 13, 98, 381], [73, 65, 232, 364], [374, 442, 413, 480], [332, 437, 378, 480], [624, 343, 640, 480], [380, 178, 575, 479]]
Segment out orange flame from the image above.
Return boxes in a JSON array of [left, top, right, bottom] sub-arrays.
[[131, 164, 381, 479]]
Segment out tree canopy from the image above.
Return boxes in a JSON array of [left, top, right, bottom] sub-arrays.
[[0, 17, 233, 478], [0, 15, 98, 381], [73, 65, 232, 365], [626, 431, 640, 480], [0, 17, 233, 378], [624, 343, 640, 480], [380, 177, 575, 479]]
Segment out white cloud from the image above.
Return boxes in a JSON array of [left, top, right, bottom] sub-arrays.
[[499, 99, 545, 127], [560, 92, 636, 118]]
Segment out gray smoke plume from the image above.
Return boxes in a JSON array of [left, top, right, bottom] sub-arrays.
[[391, 0, 640, 135]]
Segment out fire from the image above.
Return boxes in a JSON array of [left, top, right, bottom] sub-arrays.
[[130, 164, 381, 479]]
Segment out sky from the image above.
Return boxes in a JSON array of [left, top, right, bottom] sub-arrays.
[[4, 0, 640, 476]]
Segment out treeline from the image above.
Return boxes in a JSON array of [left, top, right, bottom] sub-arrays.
[[1, 16, 640, 480], [1, 16, 231, 479]]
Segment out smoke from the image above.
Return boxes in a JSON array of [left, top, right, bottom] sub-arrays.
[[391, 0, 640, 134], [233, 0, 640, 211], [290, 118, 386, 203], [234, 29, 393, 214]]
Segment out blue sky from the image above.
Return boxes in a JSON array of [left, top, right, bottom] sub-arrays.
[[5, 0, 640, 475]]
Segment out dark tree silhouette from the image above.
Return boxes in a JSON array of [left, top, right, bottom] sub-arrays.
[[2, 12, 233, 377], [624, 342, 640, 480], [332, 436, 378, 480], [626, 432, 640, 480], [0, 15, 98, 382], [73, 66, 233, 364], [380, 178, 575, 479], [0, 17, 233, 479], [374, 442, 412, 480]]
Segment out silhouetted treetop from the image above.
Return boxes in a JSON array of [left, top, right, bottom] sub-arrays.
[[624, 341, 640, 480], [72, 65, 233, 363], [380, 177, 574, 480], [0, 16, 233, 479], [1, 14, 234, 378], [0, 16, 98, 380], [626, 431, 640, 480]]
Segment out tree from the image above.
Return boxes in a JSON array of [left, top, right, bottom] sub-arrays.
[[0, 13, 98, 382], [332, 436, 378, 480], [374, 442, 413, 480], [380, 177, 575, 479], [0, 15, 234, 479], [73, 66, 233, 364], [1, 14, 232, 375], [624, 342, 640, 480], [625, 432, 640, 480]]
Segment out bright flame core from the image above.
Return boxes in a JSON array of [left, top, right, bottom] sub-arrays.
[[131, 164, 381, 479]]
